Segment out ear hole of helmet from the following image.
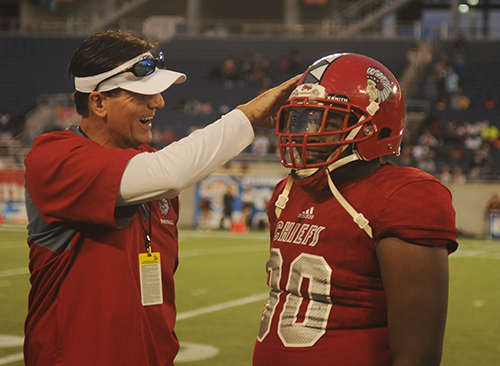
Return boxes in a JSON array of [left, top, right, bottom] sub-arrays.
[[378, 127, 392, 140]]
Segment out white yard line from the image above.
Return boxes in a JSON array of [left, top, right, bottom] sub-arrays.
[[0, 352, 23, 365], [0, 268, 29, 278], [177, 293, 268, 320], [179, 230, 269, 240], [179, 244, 268, 258], [0, 242, 268, 279]]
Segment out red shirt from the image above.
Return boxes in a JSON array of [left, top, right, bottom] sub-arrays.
[[253, 163, 458, 366], [24, 128, 179, 366]]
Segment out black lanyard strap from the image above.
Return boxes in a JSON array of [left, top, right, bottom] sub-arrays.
[[140, 203, 152, 256]]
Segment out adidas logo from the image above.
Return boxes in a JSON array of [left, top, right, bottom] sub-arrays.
[[298, 207, 315, 220]]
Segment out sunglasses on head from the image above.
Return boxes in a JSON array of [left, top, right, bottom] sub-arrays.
[[94, 52, 166, 91]]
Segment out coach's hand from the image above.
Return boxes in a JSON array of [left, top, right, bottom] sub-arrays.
[[237, 74, 302, 129]]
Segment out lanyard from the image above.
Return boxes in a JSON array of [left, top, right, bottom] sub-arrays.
[[140, 203, 152, 256]]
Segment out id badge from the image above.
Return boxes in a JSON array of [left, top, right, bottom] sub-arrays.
[[139, 252, 163, 306]]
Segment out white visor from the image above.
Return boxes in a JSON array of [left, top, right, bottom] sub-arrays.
[[74, 52, 186, 95]]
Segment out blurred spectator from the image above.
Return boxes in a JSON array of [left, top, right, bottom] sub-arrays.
[[452, 166, 467, 184], [449, 88, 470, 110], [162, 127, 177, 145], [0, 110, 13, 140], [252, 130, 271, 155], [185, 99, 201, 116], [453, 53, 467, 80], [222, 56, 238, 89], [176, 98, 187, 114], [457, 89, 470, 110], [481, 122, 500, 143], [288, 49, 302, 72], [219, 104, 231, 114], [454, 32, 469, 54], [241, 188, 254, 228], [433, 52, 450, 96], [252, 52, 271, 89], [487, 194, 500, 213], [198, 197, 212, 230], [187, 124, 203, 135], [448, 142, 467, 161], [492, 137, 500, 150], [239, 53, 254, 87], [418, 129, 439, 148], [0, 110, 11, 130], [219, 187, 234, 229], [469, 143, 493, 180], [416, 152, 437, 174], [483, 94, 497, 109], [444, 66, 460, 96], [152, 127, 177, 149], [466, 120, 486, 136], [240, 161, 250, 175], [464, 133, 483, 151], [438, 164, 452, 184], [424, 74, 439, 106], [412, 144, 430, 162], [279, 48, 302, 74], [198, 100, 213, 116]]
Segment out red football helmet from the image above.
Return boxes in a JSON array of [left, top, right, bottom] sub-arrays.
[[276, 53, 405, 170]]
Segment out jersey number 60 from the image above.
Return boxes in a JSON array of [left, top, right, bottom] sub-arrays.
[[257, 248, 333, 347]]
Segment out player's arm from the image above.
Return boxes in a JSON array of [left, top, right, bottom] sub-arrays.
[[376, 237, 449, 366], [116, 75, 301, 205]]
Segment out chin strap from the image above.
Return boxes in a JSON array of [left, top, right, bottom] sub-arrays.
[[325, 166, 373, 238], [275, 176, 294, 219], [274, 153, 373, 238], [327, 154, 373, 238]]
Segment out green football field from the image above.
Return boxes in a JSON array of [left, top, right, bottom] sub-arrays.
[[1, 226, 499, 365]]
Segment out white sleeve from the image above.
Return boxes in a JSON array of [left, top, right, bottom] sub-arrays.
[[116, 109, 254, 206]]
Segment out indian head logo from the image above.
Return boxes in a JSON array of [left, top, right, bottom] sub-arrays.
[[158, 198, 175, 225], [366, 66, 392, 104], [158, 198, 169, 216]]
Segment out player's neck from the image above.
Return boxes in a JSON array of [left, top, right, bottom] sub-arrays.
[[329, 159, 381, 186]]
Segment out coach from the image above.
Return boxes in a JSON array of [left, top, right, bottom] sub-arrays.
[[23, 30, 299, 366]]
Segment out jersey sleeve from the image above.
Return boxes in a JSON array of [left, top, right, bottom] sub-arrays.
[[25, 132, 141, 227], [374, 179, 459, 253]]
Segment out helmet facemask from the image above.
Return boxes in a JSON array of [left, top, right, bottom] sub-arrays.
[[277, 95, 376, 171]]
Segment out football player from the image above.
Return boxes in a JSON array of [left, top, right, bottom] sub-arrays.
[[253, 53, 458, 366]]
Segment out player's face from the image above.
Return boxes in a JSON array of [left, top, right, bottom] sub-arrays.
[[283, 108, 345, 165], [101, 90, 165, 149]]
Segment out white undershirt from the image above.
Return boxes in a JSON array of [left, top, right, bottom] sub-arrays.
[[116, 109, 253, 205]]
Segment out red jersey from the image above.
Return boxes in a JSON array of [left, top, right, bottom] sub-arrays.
[[253, 163, 458, 366], [24, 127, 180, 366]]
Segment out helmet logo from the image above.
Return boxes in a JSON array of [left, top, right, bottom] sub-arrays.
[[366, 67, 392, 104], [290, 83, 327, 100]]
